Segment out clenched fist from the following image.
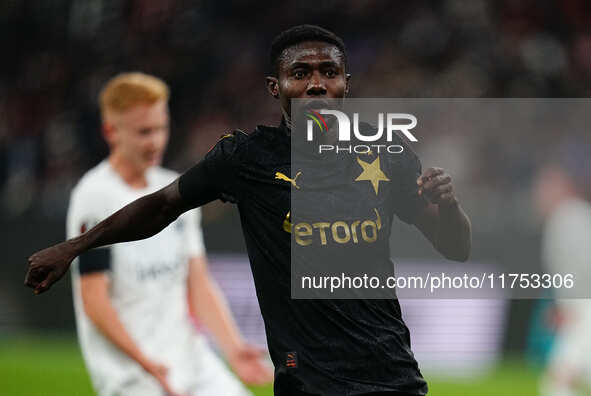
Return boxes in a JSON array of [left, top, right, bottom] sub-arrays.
[[417, 167, 458, 207], [24, 242, 76, 294]]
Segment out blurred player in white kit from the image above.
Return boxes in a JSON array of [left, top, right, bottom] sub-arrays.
[[534, 159, 591, 396], [67, 72, 272, 396]]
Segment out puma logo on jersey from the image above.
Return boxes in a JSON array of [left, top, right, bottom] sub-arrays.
[[275, 171, 302, 189]]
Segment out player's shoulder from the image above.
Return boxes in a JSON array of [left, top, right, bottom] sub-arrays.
[[205, 128, 253, 159], [149, 166, 180, 184], [204, 124, 288, 170], [213, 128, 251, 148], [71, 160, 114, 198], [209, 129, 250, 152], [211, 125, 285, 149], [551, 198, 591, 231]]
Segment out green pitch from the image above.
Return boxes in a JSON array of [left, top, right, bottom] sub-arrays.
[[0, 335, 539, 396]]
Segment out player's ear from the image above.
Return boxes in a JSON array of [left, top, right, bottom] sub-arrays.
[[345, 73, 352, 96], [101, 122, 117, 146], [266, 76, 280, 99]]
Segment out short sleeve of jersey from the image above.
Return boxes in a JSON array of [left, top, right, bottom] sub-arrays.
[[178, 133, 242, 207], [391, 143, 428, 224], [180, 208, 206, 257], [67, 186, 108, 241], [67, 185, 111, 274]]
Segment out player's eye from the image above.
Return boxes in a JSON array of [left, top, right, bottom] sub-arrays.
[[325, 69, 337, 78], [294, 70, 306, 79]]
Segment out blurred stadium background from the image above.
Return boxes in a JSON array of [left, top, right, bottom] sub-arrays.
[[2, 0, 591, 394]]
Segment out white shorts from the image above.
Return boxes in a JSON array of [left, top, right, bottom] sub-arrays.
[[547, 300, 591, 380], [101, 344, 252, 396]]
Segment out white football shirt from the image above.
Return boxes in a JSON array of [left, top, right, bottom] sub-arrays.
[[542, 197, 591, 385], [67, 160, 208, 394]]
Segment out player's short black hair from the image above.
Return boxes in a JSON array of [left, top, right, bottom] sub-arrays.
[[270, 24, 347, 76]]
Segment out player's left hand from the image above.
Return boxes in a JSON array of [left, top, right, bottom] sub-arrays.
[[228, 343, 273, 386], [417, 167, 458, 207]]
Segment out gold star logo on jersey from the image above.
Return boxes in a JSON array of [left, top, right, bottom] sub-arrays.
[[275, 171, 302, 189], [355, 156, 390, 195]]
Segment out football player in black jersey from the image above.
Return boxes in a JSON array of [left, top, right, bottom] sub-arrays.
[[25, 25, 471, 396]]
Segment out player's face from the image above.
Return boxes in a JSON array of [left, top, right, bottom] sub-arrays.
[[107, 100, 169, 173], [267, 41, 350, 116], [533, 166, 574, 218]]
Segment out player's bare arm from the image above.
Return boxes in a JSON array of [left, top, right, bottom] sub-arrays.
[[25, 179, 190, 294], [413, 167, 472, 262], [80, 273, 184, 396], [188, 256, 273, 385]]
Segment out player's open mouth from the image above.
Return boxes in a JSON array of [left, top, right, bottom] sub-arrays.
[[302, 99, 330, 111]]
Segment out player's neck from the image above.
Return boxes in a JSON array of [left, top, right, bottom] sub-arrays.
[[279, 115, 291, 136], [108, 154, 148, 189]]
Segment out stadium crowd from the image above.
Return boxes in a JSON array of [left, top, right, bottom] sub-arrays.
[[1, 0, 591, 229]]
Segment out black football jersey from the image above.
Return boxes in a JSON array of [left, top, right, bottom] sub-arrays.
[[178, 121, 428, 396]]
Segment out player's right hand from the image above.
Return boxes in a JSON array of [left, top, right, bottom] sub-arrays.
[[24, 242, 76, 294], [143, 361, 188, 396]]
